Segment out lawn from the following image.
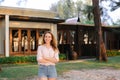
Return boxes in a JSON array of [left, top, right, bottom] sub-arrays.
[[0, 56, 120, 79]]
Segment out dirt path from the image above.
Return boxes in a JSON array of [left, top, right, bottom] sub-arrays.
[[57, 69, 120, 80], [26, 68, 120, 80]]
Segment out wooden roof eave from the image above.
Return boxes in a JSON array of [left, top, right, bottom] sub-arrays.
[[58, 22, 120, 28], [58, 22, 94, 26], [57, 23, 95, 30], [58, 23, 120, 32], [9, 15, 65, 24]]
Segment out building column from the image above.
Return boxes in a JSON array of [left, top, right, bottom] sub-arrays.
[[51, 24, 57, 40], [5, 15, 9, 57]]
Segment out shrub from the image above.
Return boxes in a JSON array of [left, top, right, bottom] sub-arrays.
[[59, 53, 66, 60], [0, 55, 37, 64], [107, 50, 120, 57], [0, 53, 67, 64]]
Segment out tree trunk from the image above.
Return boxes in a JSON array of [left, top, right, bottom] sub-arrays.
[[0, 66, 1, 71], [92, 0, 107, 62]]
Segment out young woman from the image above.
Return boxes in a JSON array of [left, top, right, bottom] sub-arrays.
[[37, 31, 59, 80]]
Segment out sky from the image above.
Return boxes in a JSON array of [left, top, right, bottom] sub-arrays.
[[0, 0, 120, 25], [100, 0, 120, 25], [0, 0, 59, 10]]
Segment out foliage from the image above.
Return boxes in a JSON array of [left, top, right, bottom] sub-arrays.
[[113, 19, 120, 25], [55, 0, 75, 19], [0, 50, 120, 64], [107, 50, 120, 57], [50, 0, 94, 24], [84, 20, 94, 24], [50, 0, 120, 25], [99, 0, 120, 25], [103, 0, 120, 11], [0, 56, 37, 64], [83, 5, 94, 20], [0, 53, 67, 64], [75, 0, 94, 24], [59, 53, 66, 60]]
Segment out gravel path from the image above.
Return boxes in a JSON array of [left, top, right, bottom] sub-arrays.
[[57, 69, 120, 80], [26, 68, 120, 80]]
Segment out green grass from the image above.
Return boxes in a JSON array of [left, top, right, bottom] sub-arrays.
[[0, 63, 38, 80], [57, 56, 120, 74], [0, 56, 120, 79]]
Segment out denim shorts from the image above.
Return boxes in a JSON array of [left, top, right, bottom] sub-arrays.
[[38, 65, 57, 78]]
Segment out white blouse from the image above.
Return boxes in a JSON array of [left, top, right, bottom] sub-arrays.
[[37, 45, 59, 65]]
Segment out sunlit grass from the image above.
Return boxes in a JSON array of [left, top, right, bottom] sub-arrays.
[[57, 56, 120, 74], [0, 64, 38, 79]]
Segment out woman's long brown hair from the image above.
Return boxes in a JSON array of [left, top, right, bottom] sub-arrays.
[[42, 31, 58, 52]]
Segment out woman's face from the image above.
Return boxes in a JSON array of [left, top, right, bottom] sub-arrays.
[[44, 33, 52, 44]]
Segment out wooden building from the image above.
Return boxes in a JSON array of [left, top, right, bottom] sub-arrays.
[[57, 23, 120, 59], [0, 6, 64, 57]]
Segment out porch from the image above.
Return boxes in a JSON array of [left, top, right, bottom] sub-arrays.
[[57, 23, 120, 59]]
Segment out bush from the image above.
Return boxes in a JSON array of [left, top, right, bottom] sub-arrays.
[[0, 55, 37, 64], [59, 53, 66, 60], [107, 50, 120, 57], [0, 53, 67, 64]]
